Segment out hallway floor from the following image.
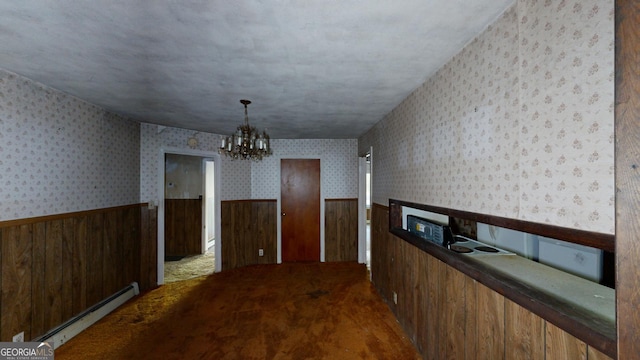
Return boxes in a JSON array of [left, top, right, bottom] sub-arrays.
[[164, 250, 215, 283]]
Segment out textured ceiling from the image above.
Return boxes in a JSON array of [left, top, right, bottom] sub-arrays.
[[0, 0, 513, 139]]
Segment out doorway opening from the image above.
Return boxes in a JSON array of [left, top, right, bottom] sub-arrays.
[[365, 153, 371, 267], [205, 159, 215, 251], [358, 148, 372, 269], [162, 153, 216, 283]]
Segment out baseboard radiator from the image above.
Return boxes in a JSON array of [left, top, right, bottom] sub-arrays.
[[36, 282, 140, 349]]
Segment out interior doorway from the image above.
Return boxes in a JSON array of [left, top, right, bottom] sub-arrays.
[[160, 152, 219, 283], [158, 149, 221, 284], [204, 159, 215, 251], [358, 148, 372, 268]]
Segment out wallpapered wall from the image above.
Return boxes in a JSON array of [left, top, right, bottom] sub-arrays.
[[0, 69, 140, 221], [139, 125, 358, 203], [0, 68, 357, 219], [139, 123, 251, 203], [359, 0, 614, 234], [164, 153, 204, 200], [251, 139, 358, 199]]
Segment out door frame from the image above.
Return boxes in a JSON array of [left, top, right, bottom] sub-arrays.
[[358, 147, 372, 264], [277, 156, 325, 263], [202, 158, 216, 252], [157, 147, 222, 284]]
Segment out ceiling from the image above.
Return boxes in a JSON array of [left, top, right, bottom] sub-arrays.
[[0, 0, 514, 139]]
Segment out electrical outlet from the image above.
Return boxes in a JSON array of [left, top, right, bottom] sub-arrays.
[[393, 292, 398, 305], [13, 331, 24, 342], [258, 248, 264, 257]]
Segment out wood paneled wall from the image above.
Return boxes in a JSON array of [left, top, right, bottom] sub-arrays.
[[221, 200, 277, 271], [139, 206, 158, 292], [0, 204, 157, 342], [371, 203, 612, 360], [164, 199, 202, 256], [615, 0, 640, 358], [221, 198, 358, 270], [324, 199, 358, 262]]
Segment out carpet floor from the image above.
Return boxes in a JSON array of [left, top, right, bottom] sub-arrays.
[[164, 251, 215, 283], [55, 262, 420, 360]]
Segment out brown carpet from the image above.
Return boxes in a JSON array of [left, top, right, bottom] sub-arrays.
[[55, 262, 420, 359]]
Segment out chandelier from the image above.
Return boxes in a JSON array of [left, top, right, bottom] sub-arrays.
[[219, 99, 272, 161]]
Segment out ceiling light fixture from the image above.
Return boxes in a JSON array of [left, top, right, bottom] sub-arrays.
[[219, 99, 272, 161]]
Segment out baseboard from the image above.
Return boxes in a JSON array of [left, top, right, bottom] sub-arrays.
[[36, 282, 140, 349]]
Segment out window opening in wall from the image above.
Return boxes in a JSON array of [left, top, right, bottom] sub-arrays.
[[476, 223, 606, 284], [397, 202, 613, 288]]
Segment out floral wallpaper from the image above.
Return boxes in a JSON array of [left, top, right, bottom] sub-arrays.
[[251, 139, 358, 200], [517, 0, 614, 231], [0, 69, 140, 221], [2, 0, 611, 234], [139, 123, 251, 203], [359, 0, 614, 234], [139, 126, 358, 203]]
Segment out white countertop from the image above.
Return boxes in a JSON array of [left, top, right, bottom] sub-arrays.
[[469, 254, 616, 324]]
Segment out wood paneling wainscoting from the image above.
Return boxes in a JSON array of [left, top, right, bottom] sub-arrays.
[[615, 0, 640, 358], [221, 198, 359, 270], [0, 204, 157, 342], [139, 206, 158, 292], [164, 199, 202, 256], [221, 200, 277, 271], [324, 198, 358, 262], [370, 203, 612, 360]]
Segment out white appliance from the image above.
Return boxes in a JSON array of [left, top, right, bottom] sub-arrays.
[[477, 223, 603, 283], [477, 223, 538, 259], [537, 236, 603, 283]]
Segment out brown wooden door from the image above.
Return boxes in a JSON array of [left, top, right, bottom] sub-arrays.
[[281, 159, 320, 262]]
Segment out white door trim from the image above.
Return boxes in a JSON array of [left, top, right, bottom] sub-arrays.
[[358, 147, 372, 265], [358, 156, 367, 264]]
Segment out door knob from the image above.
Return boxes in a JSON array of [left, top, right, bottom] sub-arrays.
[[281, 212, 286, 216]]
